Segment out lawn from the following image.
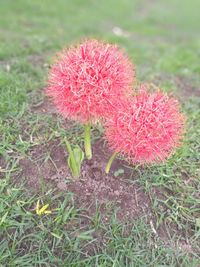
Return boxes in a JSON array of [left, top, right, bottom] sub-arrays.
[[0, 0, 200, 266]]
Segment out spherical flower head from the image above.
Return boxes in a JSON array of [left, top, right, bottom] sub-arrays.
[[105, 85, 186, 164], [46, 39, 135, 123]]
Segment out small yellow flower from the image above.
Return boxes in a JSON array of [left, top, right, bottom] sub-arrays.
[[36, 200, 52, 215]]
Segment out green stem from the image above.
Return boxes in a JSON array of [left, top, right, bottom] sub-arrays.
[[105, 151, 118, 174], [84, 123, 92, 160]]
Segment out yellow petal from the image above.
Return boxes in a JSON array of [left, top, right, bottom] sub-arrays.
[[44, 210, 52, 214], [38, 204, 49, 215]]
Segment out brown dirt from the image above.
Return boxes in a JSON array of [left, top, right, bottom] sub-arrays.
[[19, 138, 151, 221], [174, 76, 200, 98], [0, 53, 50, 73], [30, 96, 58, 115], [152, 73, 200, 98], [26, 54, 49, 68]]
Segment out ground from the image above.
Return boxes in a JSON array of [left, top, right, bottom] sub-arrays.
[[0, 0, 200, 266]]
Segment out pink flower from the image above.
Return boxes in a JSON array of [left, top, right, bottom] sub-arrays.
[[105, 85, 185, 164], [47, 39, 135, 123]]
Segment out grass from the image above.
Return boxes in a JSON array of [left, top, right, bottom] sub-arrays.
[[0, 179, 198, 266], [0, 0, 200, 266]]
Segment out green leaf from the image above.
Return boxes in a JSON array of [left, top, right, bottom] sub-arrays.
[[196, 218, 200, 228], [114, 168, 124, 177], [0, 211, 8, 225], [76, 229, 94, 240], [62, 206, 74, 223], [65, 138, 84, 178], [51, 232, 62, 239], [68, 154, 79, 177], [73, 145, 84, 173]]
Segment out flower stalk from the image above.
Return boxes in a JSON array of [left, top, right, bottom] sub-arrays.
[[84, 123, 92, 160]]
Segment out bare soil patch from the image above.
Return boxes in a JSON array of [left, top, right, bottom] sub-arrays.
[[174, 76, 200, 98], [19, 138, 151, 221], [152, 73, 200, 98], [31, 95, 58, 115]]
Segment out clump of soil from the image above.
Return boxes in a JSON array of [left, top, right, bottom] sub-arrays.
[[19, 139, 150, 221]]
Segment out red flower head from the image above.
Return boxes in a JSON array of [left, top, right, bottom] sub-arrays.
[[105, 85, 185, 164], [47, 39, 134, 123]]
